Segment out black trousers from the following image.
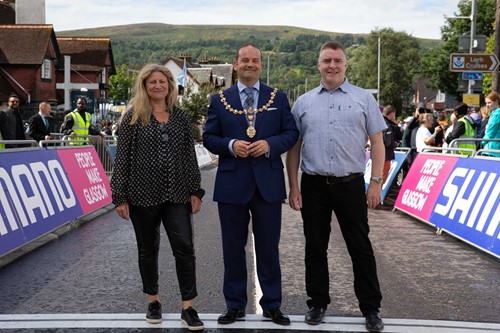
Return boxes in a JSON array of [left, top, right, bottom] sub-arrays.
[[300, 173, 382, 315], [129, 202, 197, 301]]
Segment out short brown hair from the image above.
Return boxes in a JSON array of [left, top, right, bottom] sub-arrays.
[[383, 105, 396, 116], [319, 41, 346, 56], [235, 44, 262, 61]]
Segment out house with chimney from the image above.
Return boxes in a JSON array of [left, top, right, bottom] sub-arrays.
[[163, 53, 235, 96]]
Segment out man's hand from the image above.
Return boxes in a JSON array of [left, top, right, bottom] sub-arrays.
[[366, 183, 382, 209], [288, 188, 303, 211], [248, 140, 269, 157], [232, 140, 251, 158]]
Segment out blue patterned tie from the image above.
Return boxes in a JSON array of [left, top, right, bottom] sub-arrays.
[[43, 117, 49, 130], [243, 88, 255, 110]]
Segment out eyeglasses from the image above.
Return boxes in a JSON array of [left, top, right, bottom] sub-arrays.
[[159, 123, 169, 142]]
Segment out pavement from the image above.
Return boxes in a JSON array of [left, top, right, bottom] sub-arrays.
[[0, 163, 499, 333]]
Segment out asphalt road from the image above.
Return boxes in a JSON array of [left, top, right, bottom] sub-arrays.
[[0, 163, 499, 332]]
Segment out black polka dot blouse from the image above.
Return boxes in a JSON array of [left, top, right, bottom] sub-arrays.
[[110, 107, 205, 207]]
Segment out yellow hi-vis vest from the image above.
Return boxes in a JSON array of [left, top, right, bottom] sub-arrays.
[[69, 111, 91, 145], [458, 117, 475, 156], [0, 130, 4, 150]]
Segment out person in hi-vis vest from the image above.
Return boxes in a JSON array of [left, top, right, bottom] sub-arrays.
[[60, 97, 102, 145]]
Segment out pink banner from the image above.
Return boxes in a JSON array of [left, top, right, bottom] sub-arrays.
[[57, 147, 112, 214], [395, 154, 458, 221]]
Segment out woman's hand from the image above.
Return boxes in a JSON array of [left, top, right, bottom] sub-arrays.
[[191, 195, 201, 214], [115, 203, 130, 220]]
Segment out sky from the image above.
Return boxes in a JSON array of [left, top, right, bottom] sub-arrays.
[[45, 0, 461, 40]]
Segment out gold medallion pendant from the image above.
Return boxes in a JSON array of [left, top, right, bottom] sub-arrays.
[[246, 126, 256, 138], [219, 88, 278, 139]]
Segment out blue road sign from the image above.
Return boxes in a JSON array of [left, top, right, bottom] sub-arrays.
[[462, 72, 483, 80]]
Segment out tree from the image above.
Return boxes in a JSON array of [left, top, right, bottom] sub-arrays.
[[348, 28, 420, 112], [109, 64, 136, 101], [179, 83, 217, 141], [419, 0, 496, 99]]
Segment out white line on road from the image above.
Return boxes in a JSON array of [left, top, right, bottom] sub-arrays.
[[0, 314, 499, 332]]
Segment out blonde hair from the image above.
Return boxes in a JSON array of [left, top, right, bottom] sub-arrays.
[[419, 113, 433, 125], [126, 64, 178, 125], [480, 106, 490, 120]]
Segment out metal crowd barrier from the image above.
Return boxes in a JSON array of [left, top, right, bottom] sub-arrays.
[[1, 134, 117, 179], [0, 140, 39, 150], [447, 138, 500, 157]]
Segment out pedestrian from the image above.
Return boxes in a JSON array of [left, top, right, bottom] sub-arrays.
[[60, 97, 102, 144], [442, 112, 458, 151], [381, 105, 403, 185], [27, 101, 54, 143], [416, 113, 442, 153], [110, 64, 205, 331], [203, 44, 298, 326], [101, 121, 113, 136], [444, 103, 475, 156], [483, 91, 500, 156], [286, 41, 385, 332], [0, 94, 26, 148]]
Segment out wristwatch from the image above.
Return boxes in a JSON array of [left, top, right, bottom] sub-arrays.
[[370, 176, 383, 184]]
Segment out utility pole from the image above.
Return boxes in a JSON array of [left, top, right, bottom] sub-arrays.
[[493, 0, 500, 92], [468, 0, 477, 94]]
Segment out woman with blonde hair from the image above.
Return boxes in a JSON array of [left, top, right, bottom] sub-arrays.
[[415, 113, 442, 153], [111, 64, 205, 330]]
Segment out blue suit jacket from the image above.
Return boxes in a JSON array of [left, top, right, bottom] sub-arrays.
[[203, 82, 298, 204]]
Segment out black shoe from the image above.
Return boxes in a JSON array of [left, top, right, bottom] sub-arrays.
[[365, 311, 384, 332], [181, 307, 204, 331], [218, 307, 245, 324], [305, 306, 326, 325], [146, 301, 162, 324], [263, 308, 291, 326]]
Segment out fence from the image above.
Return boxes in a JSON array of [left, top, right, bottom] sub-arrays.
[[1, 134, 116, 178]]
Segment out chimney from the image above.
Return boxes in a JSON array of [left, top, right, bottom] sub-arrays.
[[179, 53, 193, 64], [16, 0, 46, 24], [207, 57, 221, 64]]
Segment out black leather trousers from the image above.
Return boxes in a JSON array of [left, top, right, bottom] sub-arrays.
[[129, 202, 197, 301]]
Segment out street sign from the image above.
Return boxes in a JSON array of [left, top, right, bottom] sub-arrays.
[[449, 53, 499, 72], [458, 78, 482, 92], [462, 72, 483, 80], [463, 94, 480, 107], [458, 35, 487, 52]]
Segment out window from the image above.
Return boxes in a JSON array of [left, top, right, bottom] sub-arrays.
[[101, 68, 106, 83], [41, 59, 51, 80]]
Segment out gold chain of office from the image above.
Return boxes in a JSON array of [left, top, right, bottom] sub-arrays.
[[219, 88, 278, 115]]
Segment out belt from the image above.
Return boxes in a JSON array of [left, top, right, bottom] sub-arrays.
[[305, 172, 364, 184]]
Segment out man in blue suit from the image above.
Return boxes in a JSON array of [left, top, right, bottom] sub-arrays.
[[203, 44, 298, 326]]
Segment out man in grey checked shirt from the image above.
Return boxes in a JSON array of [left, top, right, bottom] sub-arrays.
[[286, 41, 386, 332]]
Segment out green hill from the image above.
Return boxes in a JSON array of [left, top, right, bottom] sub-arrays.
[[56, 23, 441, 93]]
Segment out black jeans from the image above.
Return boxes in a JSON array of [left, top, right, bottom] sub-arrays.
[[129, 202, 197, 301], [301, 173, 382, 315]]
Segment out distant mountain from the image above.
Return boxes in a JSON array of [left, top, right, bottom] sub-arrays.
[[56, 23, 368, 43], [55, 23, 441, 93]]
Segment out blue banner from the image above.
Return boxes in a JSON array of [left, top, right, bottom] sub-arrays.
[[365, 149, 409, 202], [1, 146, 111, 257], [429, 158, 499, 256]]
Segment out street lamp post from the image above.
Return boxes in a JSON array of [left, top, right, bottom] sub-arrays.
[[446, 0, 477, 94], [377, 36, 381, 105], [267, 53, 270, 86]]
